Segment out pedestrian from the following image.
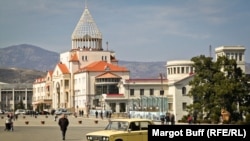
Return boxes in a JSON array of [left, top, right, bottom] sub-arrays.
[[54, 115, 58, 121], [170, 114, 175, 125], [95, 111, 98, 118], [5, 114, 12, 131], [9, 113, 14, 131], [165, 113, 170, 125], [58, 114, 69, 140], [187, 114, 192, 124], [100, 111, 103, 119], [15, 114, 18, 120], [108, 112, 112, 118]]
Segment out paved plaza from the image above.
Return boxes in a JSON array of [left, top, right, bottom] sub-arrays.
[[0, 114, 109, 141], [0, 114, 189, 141]]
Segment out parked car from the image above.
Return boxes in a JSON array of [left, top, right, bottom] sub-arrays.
[[0, 109, 4, 114], [25, 110, 38, 115], [54, 108, 72, 115], [14, 109, 26, 115], [86, 118, 154, 141], [38, 110, 50, 115]]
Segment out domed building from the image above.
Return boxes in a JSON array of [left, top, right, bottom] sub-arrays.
[[33, 3, 130, 115], [32, 2, 247, 122]]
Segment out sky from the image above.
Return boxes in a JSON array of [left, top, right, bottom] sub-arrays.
[[0, 0, 250, 62]]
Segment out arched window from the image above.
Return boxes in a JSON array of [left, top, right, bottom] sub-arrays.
[[182, 87, 186, 95]]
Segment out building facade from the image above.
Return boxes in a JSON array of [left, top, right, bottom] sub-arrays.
[[31, 3, 247, 122], [0, 82, 33, 111], [32, 4, 130, 114]]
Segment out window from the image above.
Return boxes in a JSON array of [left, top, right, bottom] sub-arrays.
[[130, 89, 134, 96], [186, 67, 189, 73], [65, 80, 69, 88], [168, 68, 171, 75], [239, 53, 242, 61], [140, 121, 151, 130], [231, 53, 234, 59], [150, 89, 154, 96], [182, 102, 187, 110], [129, 122, 140, 131], [181, 67, 184, 73], [82, 56, 88, 61], [182, 87, 186, 95], [140, 89, 144, 96]]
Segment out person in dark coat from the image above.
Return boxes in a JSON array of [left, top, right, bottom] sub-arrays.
[[170, 114, 175, 125], [58, 114, 69, 140], [5, 114, 12, 131], [95, 111, 98, 118], [165, 113, 171, 125]]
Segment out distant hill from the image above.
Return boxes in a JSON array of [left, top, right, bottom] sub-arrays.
[[0, 44, 59, 71], [0, 44, 249, 83], [0, 67, 46, 83], [0, 44, 166, 83]]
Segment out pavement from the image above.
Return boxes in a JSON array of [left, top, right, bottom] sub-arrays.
[[0, 114, 192, 128], [0, 114, 198, 141], [0, 114, 111, 141], [0, 114, 110, 127]]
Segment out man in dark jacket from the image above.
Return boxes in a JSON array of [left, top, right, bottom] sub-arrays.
[[58, 114, 69, 140]]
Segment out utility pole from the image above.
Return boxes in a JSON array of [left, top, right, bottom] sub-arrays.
[[127, 80, 130, 118], [159, 73, 164, 115]]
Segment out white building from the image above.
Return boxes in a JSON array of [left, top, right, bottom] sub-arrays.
[[32, 3, 247, 122], [0, 83, 33, 111], [33, 4, 130, 114]]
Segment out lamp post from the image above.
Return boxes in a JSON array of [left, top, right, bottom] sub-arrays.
[[127, 80, 130, 118], [159, 73, 164, 115]]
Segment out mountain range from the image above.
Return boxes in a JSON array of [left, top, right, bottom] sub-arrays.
[[0, 44, 249, 84], [0, 44, 166, 83]]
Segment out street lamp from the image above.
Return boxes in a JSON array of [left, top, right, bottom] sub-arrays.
[[127, 80, 130, 118], [159, 73, 164, 115]]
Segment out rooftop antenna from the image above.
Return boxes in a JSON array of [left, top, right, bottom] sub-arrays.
[[106, 41, 109, 51]]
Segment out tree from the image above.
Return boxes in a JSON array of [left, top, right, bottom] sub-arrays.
[[187, 55, 250, 123]]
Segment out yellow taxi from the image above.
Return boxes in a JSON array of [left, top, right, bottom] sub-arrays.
[[86, 118, 154, 141]]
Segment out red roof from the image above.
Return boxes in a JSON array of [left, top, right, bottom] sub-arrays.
[[96, 72, 121, 78], [77, 61, 129, 72], [69, 53, 79, 62], [58, 62, 70, 74]]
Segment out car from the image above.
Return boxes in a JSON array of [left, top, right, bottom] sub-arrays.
[[38, 110, 50, 115], [14, 109, 26, 115], [54, 108, 72, 115], [86, 118, 155, 141], [0, 109, 4, 114], [25, 110, 38, 115]]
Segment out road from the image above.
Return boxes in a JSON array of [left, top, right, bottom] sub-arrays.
[[0, 114, 109, 141]]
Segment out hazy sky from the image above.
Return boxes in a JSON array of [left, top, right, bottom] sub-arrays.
[[0, 0, 250, 62]]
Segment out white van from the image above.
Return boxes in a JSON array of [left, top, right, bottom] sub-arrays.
[[15, 109, 26, 115]]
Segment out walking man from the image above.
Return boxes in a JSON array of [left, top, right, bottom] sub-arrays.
[[58, 114, 69, 140]]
